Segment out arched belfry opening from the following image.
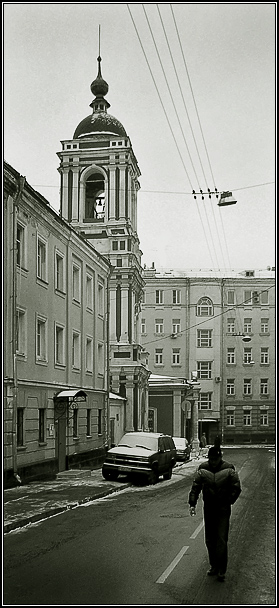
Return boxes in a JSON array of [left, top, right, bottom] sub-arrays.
[[84, 172, 105, 221]]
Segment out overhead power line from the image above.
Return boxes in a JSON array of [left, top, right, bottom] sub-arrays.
[[170, 3, 217, 191], [30, 181, 275, 193], [126, 3, 194, 191], [128, 4, 223, 269]]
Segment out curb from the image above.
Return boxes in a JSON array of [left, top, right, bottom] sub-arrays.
[[4, 483, 130, 534]]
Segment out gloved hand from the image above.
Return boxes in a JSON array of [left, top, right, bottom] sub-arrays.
[[189, 506, 196, 516]]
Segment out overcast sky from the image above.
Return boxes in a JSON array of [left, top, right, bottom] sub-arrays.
[[3, 3, 276, 271]]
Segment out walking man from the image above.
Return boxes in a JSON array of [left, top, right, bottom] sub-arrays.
[[200, 432, 207, 448], [188, 446, 241, 581]]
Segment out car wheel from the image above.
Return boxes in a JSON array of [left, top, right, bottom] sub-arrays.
[[163, 466, 172, 481], [102, 469, 119, 481], [149, 470, 159, 485]]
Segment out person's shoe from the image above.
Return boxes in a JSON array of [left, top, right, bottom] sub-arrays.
[[207, 567, 218, 576], [217, 572, 226, 582]]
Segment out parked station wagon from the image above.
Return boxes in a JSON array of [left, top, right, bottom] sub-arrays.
[[102, 431, 177, 484]]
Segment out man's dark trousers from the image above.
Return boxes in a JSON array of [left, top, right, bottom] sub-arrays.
[[203, 503, 231, 574]]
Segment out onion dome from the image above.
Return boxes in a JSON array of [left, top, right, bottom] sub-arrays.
[[90, 55, 109, 97], [73, 56, 127, 139]]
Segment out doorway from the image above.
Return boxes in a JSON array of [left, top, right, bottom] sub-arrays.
[[54, 401, 67, 471]]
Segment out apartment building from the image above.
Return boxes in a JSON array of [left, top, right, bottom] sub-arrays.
[[142, 265, 275, 444], [4, 161, 111, 486]]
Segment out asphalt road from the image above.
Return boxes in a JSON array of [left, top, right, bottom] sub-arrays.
[[3, 448, 276, 605]]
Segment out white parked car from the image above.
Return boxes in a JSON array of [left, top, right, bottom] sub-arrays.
[[172, 437, 191, 462]]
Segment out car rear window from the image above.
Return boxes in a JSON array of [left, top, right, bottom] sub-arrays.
[[118, 434, 158, 451], [174, 438, 186, 448], [164, 437, 175, 450]]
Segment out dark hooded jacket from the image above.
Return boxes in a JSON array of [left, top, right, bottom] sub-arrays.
[[188, 459, 241, 508]]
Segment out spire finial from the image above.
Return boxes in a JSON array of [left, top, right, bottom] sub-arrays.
[[90, 27, 109, 109]]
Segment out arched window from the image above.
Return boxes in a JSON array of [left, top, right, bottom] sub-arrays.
[[84, 172, 105, 221], [196, 297, 214, 316]]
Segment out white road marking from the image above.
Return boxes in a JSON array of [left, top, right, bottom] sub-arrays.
[[156, 546, 189, 584], [190, 521, 204, 539]]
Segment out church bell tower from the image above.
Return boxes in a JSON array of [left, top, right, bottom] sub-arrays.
[[57, 54, 150, 432]]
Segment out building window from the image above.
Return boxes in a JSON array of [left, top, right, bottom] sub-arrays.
[[98, 343, 104, 375], [243, 318, 252, 334], [227, 412, 235, 426], [227, 347, 236, 364], [86, 274, 93, 310], [155, 348, 163, 365], [243, 411, 252, 426], [86, 409, 91, 436], [116, 259, 122, 267], [243, 378, 252, 395], [226, 379, 235, 395], [173, 290, 181, 305], [172, 348, 180, 365], [17, 408, 24, 446], [196, 297, 213, 316], [16, 407, 24, 447], [148, 408, 156, 432], [39, 408, 45, 443], [197, 329, 212, 347], [72, 331, 80, 369], [72, 264, 81, 302], [260, 347, 269, 364], [141, 319, 146, 334], [37, 236, 47, 281], [86, 337, 93, 372], [55, 324, 65, 365], [227, 290, 235, 305], [155, 290, 164, 305], [244, 290, 260, 305], [120, 241, 125, 250], [73, 409, 78, 438], [260, 412, 269, 426], [112, 241, 118, 250], [55, 251, 64, 292], [16, 308, 26, 355], [227, 318, 235, 333], [155, 318, 164, 334], [197, 361, 212, 379], [36, 316, 47, 361], [243, 347, 253, 364], [141, 291, 146, 304], [98, 409, 102, 435], [244, 290, 252, 305], [261, 318, 269, 333], [16, 223, 25, 267], [98, 282, 104, 317], [260, 378, 269, 395], [172, 319, 181, 334], [260, 290, 269, 305], [198, 393, 212, 410]]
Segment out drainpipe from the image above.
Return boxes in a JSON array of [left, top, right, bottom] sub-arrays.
[[105, 264, 114, 451], [12, 175, 25, 483], [220, 279, 225, 444]]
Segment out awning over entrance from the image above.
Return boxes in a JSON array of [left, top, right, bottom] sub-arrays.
[[109, 392, 126, 401], [54, 389, 87, 402], [198, 418, 218, 422]]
